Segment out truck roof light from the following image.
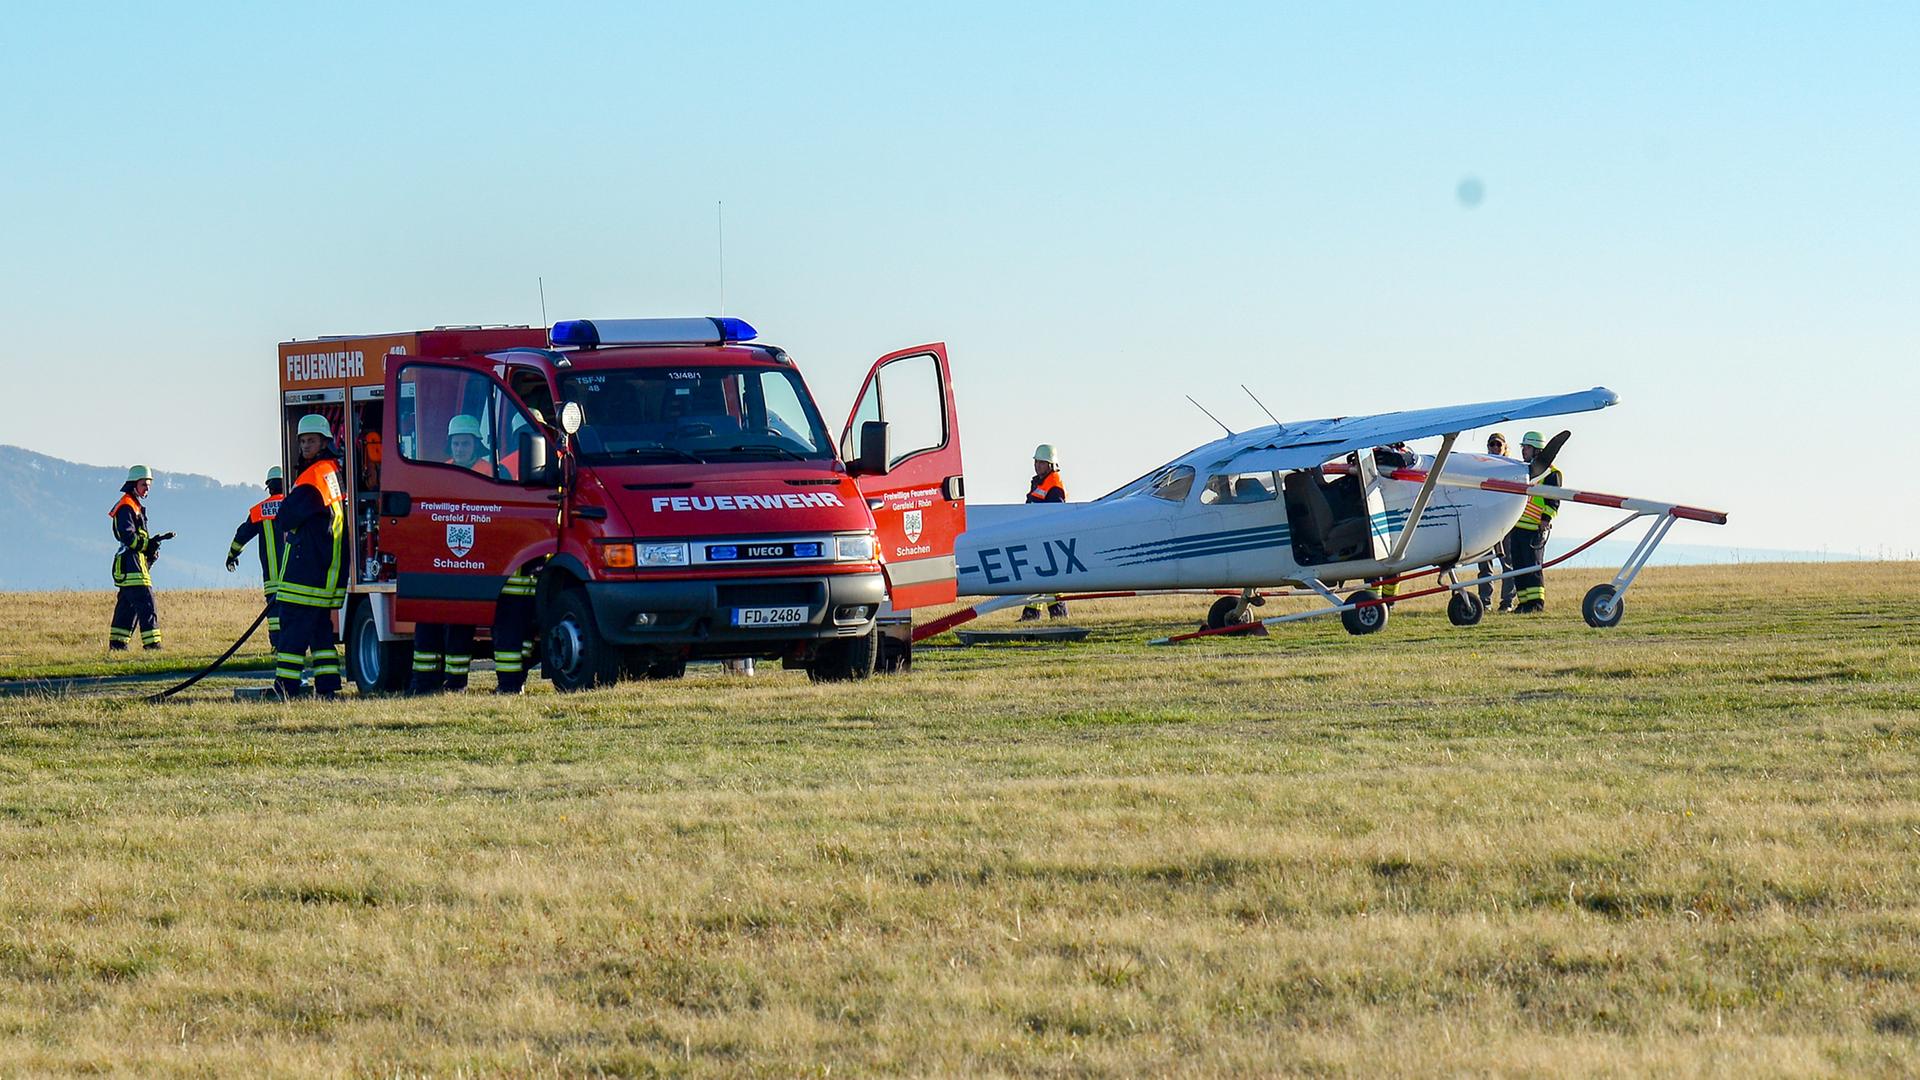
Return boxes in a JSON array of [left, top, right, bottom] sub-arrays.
[[549, 317, 758, 348]]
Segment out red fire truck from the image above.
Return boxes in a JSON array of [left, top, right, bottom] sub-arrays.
[[275, 317, 965, 692]]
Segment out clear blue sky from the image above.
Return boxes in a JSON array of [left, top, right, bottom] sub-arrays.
[[2, 2, 1914, 555]]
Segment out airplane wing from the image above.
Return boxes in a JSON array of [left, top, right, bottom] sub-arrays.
[[1219, 387, 1619, 474]]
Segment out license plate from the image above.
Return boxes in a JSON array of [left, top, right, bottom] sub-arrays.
[[733, 606, 808, 627]]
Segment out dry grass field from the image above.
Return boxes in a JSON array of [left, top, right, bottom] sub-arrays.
[[1, 562, 1917, 1076]]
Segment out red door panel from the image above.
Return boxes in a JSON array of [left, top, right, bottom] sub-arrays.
[[840, 343, 966, 609], [383, 361, 558, 625]]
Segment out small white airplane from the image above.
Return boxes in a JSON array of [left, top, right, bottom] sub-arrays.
[[922, 388, 1727, 644]]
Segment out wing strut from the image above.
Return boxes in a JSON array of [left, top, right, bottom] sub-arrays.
[[1384, 432, 1456, 565]]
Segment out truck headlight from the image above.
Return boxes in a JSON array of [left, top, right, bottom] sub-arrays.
[[836, 533, 877, 562], [634, 542, 690, 567]]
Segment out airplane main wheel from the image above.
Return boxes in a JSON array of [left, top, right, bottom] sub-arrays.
[[1582, 584, 1625, 628], [1206, 596, 1248, 630], [1341, 589, 1389, 635], [1447, 591, 1484, 627]]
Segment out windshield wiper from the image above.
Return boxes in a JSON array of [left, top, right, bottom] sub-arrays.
[[715, 444, 809, 460], [615, 446, 707, 463]]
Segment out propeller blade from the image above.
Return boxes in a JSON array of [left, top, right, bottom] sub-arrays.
[[1530, 430, 1571, 478]]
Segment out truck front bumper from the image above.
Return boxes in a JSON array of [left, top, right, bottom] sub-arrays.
[[584, 571, 886, 650]]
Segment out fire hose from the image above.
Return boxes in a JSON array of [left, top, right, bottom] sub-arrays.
[[143, 603, 272, 702]]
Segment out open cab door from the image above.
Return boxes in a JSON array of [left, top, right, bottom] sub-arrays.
[[840, 343, 966, 609]]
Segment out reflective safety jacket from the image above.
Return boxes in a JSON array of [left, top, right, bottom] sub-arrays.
[[109, 492, 154, 588], [275, 455, 348, 609], [1027, 470, 1067, 503], [1516, 465, 1563, 532], [229, 497, 285, 595]]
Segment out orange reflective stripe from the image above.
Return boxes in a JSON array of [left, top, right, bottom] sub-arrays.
[[109, 494, 140, 517], [1029, 472, 1066, 501]]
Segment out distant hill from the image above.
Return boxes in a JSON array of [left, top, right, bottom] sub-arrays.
[[0, 446, 264, 591]]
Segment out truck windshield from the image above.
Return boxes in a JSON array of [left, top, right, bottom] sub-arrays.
[[561, 366, 835, 464]]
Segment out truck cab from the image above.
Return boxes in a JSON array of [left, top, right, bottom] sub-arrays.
[[278, 318, 964, 693]]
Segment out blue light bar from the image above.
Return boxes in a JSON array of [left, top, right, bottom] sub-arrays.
[[550, 319, 599, 347], [716, 317, 757, 342], [548, 317, 757, 348], [708, 545, 739, 561]]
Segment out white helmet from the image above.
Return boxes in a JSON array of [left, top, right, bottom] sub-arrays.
[[1033, 443, 1058, 465]]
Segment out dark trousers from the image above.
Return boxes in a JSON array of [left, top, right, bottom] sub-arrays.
[[109, 586, 160, 648], [410, 623, 476, 693], [1506, 525, 1549, 607], [1477, 537, 1516, 608], [492, 596, 536, 693], [276, 603, 340, 697]]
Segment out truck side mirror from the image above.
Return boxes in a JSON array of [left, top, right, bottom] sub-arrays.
[[853, 420, 891, 476], [520, 430, 554, 486]]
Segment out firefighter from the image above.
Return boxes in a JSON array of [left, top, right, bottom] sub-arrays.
[[491, 560, 541, 694], [1507, 430, 1562, 614], [1020, 444, 1069, 622], [1478, 433, 1516, 612], [273, 415, 349, 698], [108, 465, 167, 650], [447, 414, 489, 474], [226, 466, 286, 645]]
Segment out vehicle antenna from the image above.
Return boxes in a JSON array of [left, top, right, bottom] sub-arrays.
[[1186, 395, 1234, 436], [717, 200, 726, 317], [1241, 384, 1282, 429], [538, 276, 548, 328]]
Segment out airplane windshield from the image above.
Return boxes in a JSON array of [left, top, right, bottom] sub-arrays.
[[1149, 465, 1194, 502], [560, 366, 834, 464]]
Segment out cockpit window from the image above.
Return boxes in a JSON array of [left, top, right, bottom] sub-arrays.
[[1200, 471, 1278, 505], [1149, 465, 1195, 502]]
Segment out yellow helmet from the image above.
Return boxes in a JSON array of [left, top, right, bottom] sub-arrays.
[[447, 415, 487, 442], [266, 466, 283, 483], [125, 465, 153, 483], [296, 414, 332, 439], [1521, 431, 1547, 449]]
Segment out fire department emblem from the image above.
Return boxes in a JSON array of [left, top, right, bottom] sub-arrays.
[[446, 523, 475, 558], [903, 509, 923, 544]]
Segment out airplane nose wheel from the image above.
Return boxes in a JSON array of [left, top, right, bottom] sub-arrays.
[[1582, 584, 1624, 628], [1341, 589, 1389, 635], [1447, 591, 1484, 627], [1206, 596, 1247, 630]]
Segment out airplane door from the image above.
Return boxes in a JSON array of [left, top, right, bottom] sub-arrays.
[[840, 343, 966, 609], [1353, 451, 1393, 561], [382, 361, 559, 625]]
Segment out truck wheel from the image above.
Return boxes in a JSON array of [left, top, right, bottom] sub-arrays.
[[346, 601, 412, 695], [544, 587, 621, 692], [810, 627, 879, 683]]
